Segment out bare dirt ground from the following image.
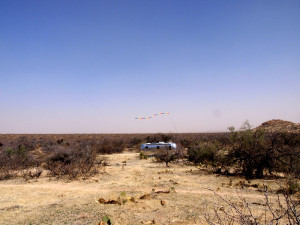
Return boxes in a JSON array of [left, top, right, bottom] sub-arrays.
[[0, 152, 287, 225]]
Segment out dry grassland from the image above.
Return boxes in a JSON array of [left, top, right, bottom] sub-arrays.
[[0, 152, 294, 225]]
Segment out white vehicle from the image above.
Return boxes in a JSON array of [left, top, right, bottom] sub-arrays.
[[140, 142, 177, 150]]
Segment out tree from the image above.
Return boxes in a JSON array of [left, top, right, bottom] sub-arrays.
[[228, 121, 300, 179], [155, 147, 178, 167]]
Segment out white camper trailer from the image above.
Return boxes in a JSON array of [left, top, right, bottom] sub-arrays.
[[140, 142, 177, 151], [140, 142, 177, 156]]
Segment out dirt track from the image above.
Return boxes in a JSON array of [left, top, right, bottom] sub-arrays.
[[0, 152, 282, 225]]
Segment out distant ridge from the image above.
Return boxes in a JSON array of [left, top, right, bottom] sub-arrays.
[[254, 119, 300, 133]]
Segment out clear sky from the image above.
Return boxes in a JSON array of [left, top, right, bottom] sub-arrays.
[[0, 0, 299, 133]]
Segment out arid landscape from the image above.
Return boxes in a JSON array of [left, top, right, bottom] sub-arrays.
[[2, 1, 299, 224], [0, 120, 299, 224], [0, 151, 297, 225]]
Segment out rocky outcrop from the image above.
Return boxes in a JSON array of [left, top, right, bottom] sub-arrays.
[[254, 119, 300, 133]]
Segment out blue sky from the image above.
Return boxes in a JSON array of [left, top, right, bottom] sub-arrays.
[[0, 0, 299, 133]]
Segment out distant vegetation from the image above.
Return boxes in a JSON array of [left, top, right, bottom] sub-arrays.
[[0, 132, 225, 179], [0, 119, 299, 181]]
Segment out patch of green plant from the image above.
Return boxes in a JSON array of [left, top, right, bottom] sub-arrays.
[[101, 215, 112, 225], [6, 147, 14, 157], [169, 186, 175, 192], [120, 191, 127, 205], [187, 142, 219, 167], [139, 151, 148, 160]]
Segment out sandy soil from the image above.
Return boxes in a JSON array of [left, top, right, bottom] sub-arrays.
[[0, 152, 287, 225]]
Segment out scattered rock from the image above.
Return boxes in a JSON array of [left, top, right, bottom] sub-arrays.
[[98, 196, 136, 205], [39, 170, 51, 178], [139, 189, 172, 200], [160, 200, 166, 206], [169, 179, 178, 185], [139, 193, 151, 200], [228, 168, 236, 175], [98, 198, 120, 205]]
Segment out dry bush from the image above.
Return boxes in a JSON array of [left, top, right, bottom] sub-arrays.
[[128, 137, 143, 148], [187, 140, 234, 174], [154, 148, 179, 167], [277, 179, 300, 195], [93, 138, 126, 154], [179, 138, 191, 148], [188, 142, 220, 166], [202, 187, 299, 225], [0, 144, 40, 180], [45, 145, 97, 179]]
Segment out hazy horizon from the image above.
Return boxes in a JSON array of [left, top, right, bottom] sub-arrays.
[[1, 1, 299, 133]]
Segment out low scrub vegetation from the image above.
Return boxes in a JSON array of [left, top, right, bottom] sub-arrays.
[[0, 123, 299, 181], [0, 144, 40, 180], [45, 145, 97, 178], [187, 142, 220, 167], [188, 121, 300, 180]]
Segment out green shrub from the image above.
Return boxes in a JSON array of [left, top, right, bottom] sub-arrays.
[[187, 142, 219, 166], [139, 151, 148, 160], [101, 215, 112, 225], [228, 121, 300, 179]]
